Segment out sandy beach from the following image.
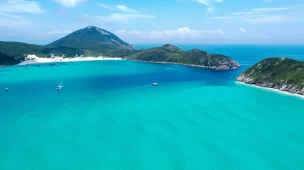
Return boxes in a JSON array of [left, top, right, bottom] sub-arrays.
[[19, 55, 123, 65], [236, 81, 304, 99]]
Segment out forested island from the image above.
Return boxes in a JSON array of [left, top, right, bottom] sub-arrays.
[[0, 26, 239, 70], [130, 44, 240, 70], [237, 58, 304, 96]]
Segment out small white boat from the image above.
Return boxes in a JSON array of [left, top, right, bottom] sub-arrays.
[[56, 85, 63, 90], [152, 82, 158, 86]]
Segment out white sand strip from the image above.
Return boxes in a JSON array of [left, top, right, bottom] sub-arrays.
[[19, 55, 123, 65], [236, 81, 304, 99]]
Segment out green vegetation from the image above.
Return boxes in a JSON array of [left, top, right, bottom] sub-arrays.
[[0, 26, 135, 65], [128, 44, 240, 70], [46, 26, 135, 57], [242, 58, 304, 89], [0, 42, 43, 65], [0, 27, 239, 70]]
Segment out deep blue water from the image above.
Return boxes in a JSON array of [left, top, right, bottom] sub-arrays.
[[0, 45, 304, 170]]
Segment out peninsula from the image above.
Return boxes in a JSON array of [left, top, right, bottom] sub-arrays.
[[0, 26, 240, 70], [237, 58, 304, 96], [129, 44, 240, 70]]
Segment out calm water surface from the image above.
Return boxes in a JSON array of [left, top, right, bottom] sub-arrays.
[[0, 45, 304, 170]]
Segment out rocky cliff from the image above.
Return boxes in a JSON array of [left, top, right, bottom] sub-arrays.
[[237, 58, 304, 96]]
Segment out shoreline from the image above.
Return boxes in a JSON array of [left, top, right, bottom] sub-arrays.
[[236, 81, 304, 99], [19, 55, 123, 65], [130, 60, 239, 71]]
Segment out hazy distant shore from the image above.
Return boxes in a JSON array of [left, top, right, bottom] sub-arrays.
[[19, 55, 123, 65], [236, 81, 304, 99]]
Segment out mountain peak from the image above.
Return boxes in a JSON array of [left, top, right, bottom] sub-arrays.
[[46, 26, 135, 56], [86, 26, 95, 29]]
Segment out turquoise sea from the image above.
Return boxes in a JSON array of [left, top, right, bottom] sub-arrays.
[[1, 45, 304, 170]]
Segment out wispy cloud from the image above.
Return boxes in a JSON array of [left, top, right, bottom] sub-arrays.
[[96, 4, 153, 23], [98, 4, 138, 13], [0, 0, 44, 13], [212, 7, 298, 24], [54, 0, 87, 8], [96, 13, 155, 23], [194, 0, 224, 16], [246, 16, 297, 24], [239, 28, 247, 33], [194, 0, 224, 7], [97, 4, 114, 10], [252, 8, 290, 12], [116, 27, 224, 43], [41, 30, 72, 35], [116, 5, 137, 13], [205, 7, 213, 16], [195, 0, 211, 6]]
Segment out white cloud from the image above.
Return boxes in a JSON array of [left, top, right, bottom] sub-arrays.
[[54, 0, 87, 8], [205, 7, 213, 16], [194, 0, 224, 6], [252, 8, 290, 12], [97, 4, 139, 13], [239, 28, 247, 33], [98, 4, 114, 10], [246, 15, 296, 24], [195, 0, 211, 6], [42, 30, 72, 35], [115, 27, 224, 42], [0, 0, 44, 13], [97, 13, 155, 23], [116, 5, 137, 13], [212, 7, 298, 24], [231, 8, 290, 17]]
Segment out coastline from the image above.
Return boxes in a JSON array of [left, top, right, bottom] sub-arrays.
[[19, 55, 123, 65], [236, 81, 304, 99], [130, 60, 239, 71]]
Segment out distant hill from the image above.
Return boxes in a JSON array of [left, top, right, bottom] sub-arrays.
[[237, 58, 304, 95], [128, 44, 240, 70], [0, 26, 135, 65], [0, 27, 240, 71], [46, 26, 135, 57]]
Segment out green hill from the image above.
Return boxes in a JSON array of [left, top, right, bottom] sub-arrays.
[[237, 58, 304, 95], [0, 27, 240, 71], [0, 41, 43, 65], [46, 26, 135, 57], [128, 44, 240, 70], [0, 26, 135, 65]]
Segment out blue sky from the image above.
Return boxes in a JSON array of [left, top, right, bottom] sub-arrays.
[[0, 0, 303, 44]]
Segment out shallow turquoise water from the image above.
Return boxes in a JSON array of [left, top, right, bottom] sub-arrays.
[[1, 46, 304, 170]]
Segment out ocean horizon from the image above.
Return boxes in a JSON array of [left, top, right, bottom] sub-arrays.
[[1, 44, 304, 170]]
